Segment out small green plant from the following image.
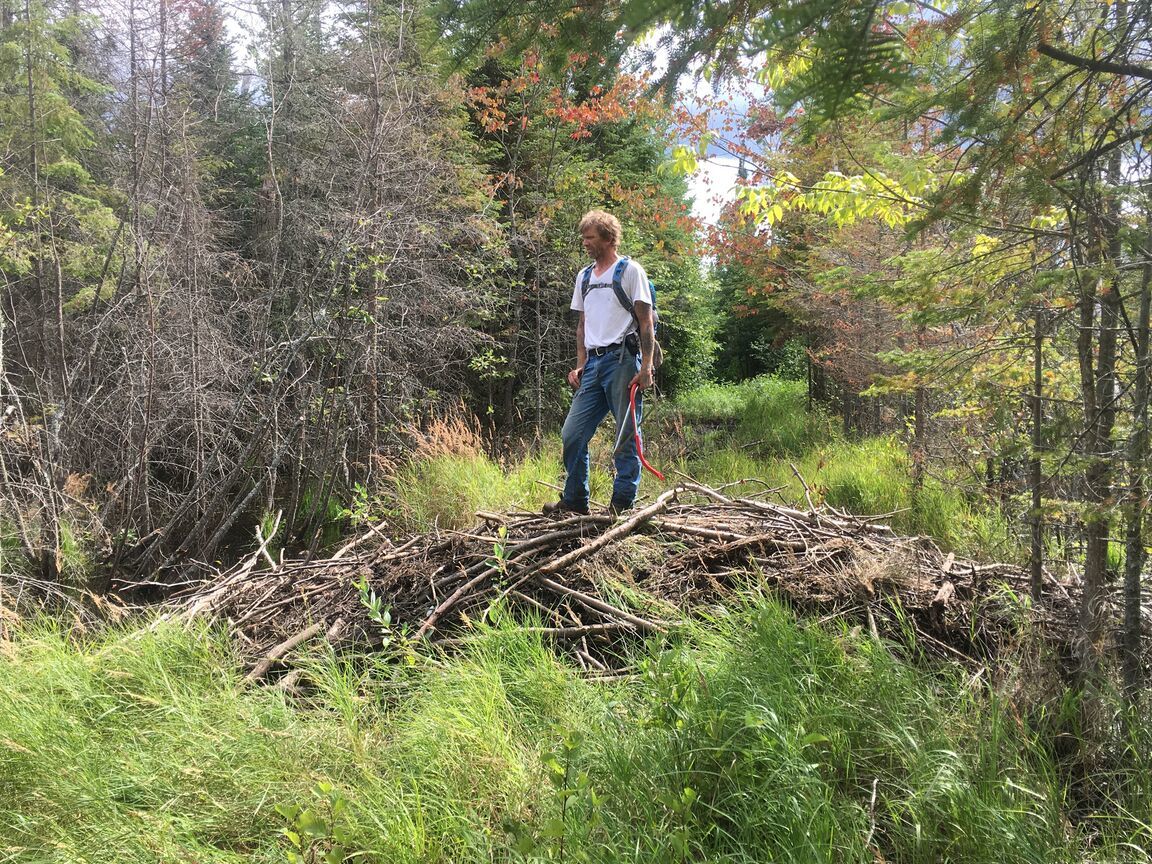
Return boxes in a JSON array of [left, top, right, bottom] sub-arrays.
[[505, 727, 602, 862], [490, 524, 510, 579], [655, 785, 698, 862], [338, 482, 372, 525], [354, 575, 392, 646], [276, 781, 357, 864]]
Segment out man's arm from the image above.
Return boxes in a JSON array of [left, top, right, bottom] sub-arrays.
[[630, 301, 655, 390], [568, 312, 587, 389]]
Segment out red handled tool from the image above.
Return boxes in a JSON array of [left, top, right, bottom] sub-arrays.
[[616, 381, 664, 482]]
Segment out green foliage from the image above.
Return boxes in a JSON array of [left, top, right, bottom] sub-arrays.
[[298, 485, 348, 550], [736, 167, 928, 229], [672, 378, 1012, 556], [646, 257, 720, 397], [675, 376, 828, 456], [54, 516, 94, 586], [571, 601, 1070, 863], [759, 335, 809, 381], [354, 576, 392, 635], [276, 782, 356, 864], [0, 621, 346, 862], [388, 376, 1008, 558], [710, 262, 803, 383], [0, 513, 97, 587], [439, 0, 911, 122], [504, 726, 604, 861], [7, 597, 1145, 862], [0, 518, 35, 580], [0, 0, 117, 279]]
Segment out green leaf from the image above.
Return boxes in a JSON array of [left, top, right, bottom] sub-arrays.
[[512, 832, 537, 854], [298, 808, 328, 839], [541, 817, 566, 839]]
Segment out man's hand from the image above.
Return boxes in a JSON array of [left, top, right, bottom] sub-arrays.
[[568, 366, 584, 389], [630, 366, 654, 391]]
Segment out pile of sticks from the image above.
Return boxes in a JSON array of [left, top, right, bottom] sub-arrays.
[[168, 482, 1083, 682]]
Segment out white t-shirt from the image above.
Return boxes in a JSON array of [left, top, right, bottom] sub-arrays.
[[570, 257, 653, 350]]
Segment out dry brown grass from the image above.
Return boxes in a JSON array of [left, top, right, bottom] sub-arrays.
[[405, 402, 489, 461]]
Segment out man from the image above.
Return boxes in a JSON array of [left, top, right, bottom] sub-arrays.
[[546, 209, 656, 516]]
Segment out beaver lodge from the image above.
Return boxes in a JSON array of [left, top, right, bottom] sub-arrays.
[[95, 481, 1099, 691]]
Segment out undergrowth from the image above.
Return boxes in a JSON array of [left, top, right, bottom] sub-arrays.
[[5, 596, 1146, 863], [379, 377, 1016, 560], [666, 378, 1017, 557], [673, 375, 827, 455]]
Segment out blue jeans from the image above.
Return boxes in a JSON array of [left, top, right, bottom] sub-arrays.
[[561, 348, 642, 510]]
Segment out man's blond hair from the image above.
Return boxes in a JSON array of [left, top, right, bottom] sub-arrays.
[[578, 210, 621, 245]]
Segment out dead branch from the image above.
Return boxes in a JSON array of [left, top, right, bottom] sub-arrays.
[[165, 480, 1097, 682]]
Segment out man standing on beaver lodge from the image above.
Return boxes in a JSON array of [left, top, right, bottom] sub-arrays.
[[544, 209, 656, 517]]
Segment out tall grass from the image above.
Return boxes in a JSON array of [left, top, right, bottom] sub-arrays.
[[379, 409, 567, 530], [383, 377, 1014, 556], [0, 621, 348, 862], [576, 600, 1071, 863], [675, 376, 830, 455], [672, 379, 1016, 557], [0, 513, 97, 587], [393, 449, 561, 529], [5, 597, 1141, 863]]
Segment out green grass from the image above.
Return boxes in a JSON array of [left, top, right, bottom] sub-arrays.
[[390, 450, 562, 530], [3, 380, 1148, 862], [7, 595, 1144, 863], [384, 377, 1015, 557], [674, 376, 830, 455], [0, 621, 346, 862], [0, 514, 96, 588], [667, 379, 1017, 558]]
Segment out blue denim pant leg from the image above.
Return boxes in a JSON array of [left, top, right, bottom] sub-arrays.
[[560, 350, 642, 510], [608, 351, 642, 508], [561, 353, 613, 509]]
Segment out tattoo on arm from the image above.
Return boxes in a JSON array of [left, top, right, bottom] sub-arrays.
[[640, 326, 654, 362]]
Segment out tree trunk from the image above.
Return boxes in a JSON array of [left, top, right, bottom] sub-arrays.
[[1077, 155, 1123, 685], [1121, 223, 1151, 702], [912, 324, 927, 492], [1031, 306, 1045, 601]]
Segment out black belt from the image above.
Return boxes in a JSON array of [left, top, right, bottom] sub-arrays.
[[589, 342, 624, 357]]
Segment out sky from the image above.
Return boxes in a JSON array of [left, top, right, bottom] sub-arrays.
[[670, 65, 770, 228], [688, 155, 744, 226]]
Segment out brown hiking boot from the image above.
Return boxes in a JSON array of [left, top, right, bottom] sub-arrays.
[[542, 499, 591, 517]]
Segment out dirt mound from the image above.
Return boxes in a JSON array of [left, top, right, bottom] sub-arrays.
[[159, 482, 1083, 683]]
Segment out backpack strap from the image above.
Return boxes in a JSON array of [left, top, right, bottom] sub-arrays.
[[610, 256, 637, 329], [582, 257, 643, 329], [579, 265, 594, 301]]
